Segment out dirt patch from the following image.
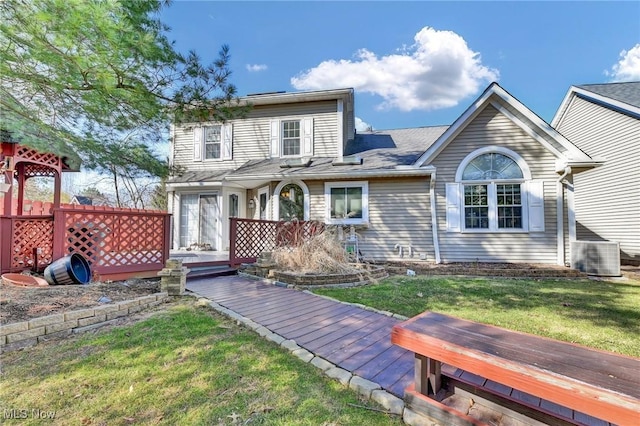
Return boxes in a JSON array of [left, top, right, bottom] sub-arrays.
[[1, 277, 161, 325]]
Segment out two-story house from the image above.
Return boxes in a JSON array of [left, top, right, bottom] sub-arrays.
[[167, 83, 600, 265]]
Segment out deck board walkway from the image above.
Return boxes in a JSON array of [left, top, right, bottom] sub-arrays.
[[186, 275, 412, 397]]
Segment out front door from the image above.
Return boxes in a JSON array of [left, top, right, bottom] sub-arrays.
[[179, 194, 219, 250]]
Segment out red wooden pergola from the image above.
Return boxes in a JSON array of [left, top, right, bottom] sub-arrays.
[[1, 141, 75, 216], [1, 141, 171, 281]]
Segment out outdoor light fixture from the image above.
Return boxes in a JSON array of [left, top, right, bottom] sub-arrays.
[[248, 199, 255, 209]]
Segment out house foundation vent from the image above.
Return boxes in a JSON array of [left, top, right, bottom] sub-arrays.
[[570, 241, 621, 277]]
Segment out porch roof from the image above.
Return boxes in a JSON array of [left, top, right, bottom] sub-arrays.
[[166, 169, 232, 184]]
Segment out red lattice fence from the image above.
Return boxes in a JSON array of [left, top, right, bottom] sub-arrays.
[[229, 218, 325, 266], [0, 204, 170, 280]]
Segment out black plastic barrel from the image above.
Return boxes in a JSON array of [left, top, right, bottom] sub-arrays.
[[44, 253, 91, 285]]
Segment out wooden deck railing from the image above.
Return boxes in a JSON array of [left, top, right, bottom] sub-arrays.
[[0, 202, 170, 281], [229, 218, 325, 266]]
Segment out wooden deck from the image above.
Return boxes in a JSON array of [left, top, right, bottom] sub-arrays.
[[186, 275, 413, 397]]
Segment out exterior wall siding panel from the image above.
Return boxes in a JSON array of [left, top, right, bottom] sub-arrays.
[[556, 96, 640, 263], [172, 101, 339, 172], [432, 105, 560, 264], [305, 178, 435, 262]]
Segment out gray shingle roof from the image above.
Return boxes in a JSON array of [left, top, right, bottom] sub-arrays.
[[225, 126, 449, 178], [347, 126, 449, 168], [577, 82, 640, 108], [167, 169, 233, 183]]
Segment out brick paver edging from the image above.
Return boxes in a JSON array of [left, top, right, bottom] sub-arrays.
[[190, 293, 408, 420], [0, 292, 169, 353]]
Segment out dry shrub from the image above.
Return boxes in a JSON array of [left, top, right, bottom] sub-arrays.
[[272, 228, 359, 274]]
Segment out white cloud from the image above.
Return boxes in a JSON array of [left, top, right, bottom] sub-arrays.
[[291, 27, 498, 111], [355, 117, 372, 132], [605, 44, 640, 82], [246, 64, 268, 72]]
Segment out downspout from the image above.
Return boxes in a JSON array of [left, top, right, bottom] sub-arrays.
[[556, 167, 571, 266], [430, 172, 441, 263]]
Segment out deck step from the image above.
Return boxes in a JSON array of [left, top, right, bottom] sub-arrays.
[[187, 265, 237, 279]]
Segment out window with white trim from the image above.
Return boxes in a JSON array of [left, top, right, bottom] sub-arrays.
[[325, 181, 368, 225], [204, 125, 221, 159], [281, 120, 301, 156], [462, 153, 524, 231], [447, 148, 545, 233]]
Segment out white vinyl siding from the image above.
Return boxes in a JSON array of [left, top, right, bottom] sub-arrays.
[[173, 101, 338, 171], [556, 96, 640, 263], [434, 105, 559, 264], [308, 178, 436, 262]]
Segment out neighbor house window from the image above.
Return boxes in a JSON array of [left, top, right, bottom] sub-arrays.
[[325, 181, 368, 225], [281, 120, 300, 156], [204, 125, 221, 159]]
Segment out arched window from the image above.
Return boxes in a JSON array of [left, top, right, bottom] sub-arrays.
[[279, 183, 304, 221], [461, 153, 523, 180], [448, 147, 543, 233], [273, 180, 310, 221]]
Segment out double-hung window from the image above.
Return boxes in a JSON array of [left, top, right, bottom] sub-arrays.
[[325, 181, 368, 225], [281, 120, 301, 157], [446, 148, 545, 233], [461, 152, 524, 231], [204, 125, 221, 160]]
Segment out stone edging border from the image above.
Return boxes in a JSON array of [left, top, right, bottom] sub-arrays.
[[190, 276, 431, 424], [0, 292, 169, 353]]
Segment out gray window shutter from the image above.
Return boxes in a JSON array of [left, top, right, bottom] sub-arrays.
[[193, 126, 202, 162], [222, 124, 233, 160], [270, 120, 279, 157], [528, 180, 545, 232], [302, 117, 314, 156], [446, 183, 461, 232]]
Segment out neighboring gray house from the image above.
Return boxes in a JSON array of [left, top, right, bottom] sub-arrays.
[[552, 82, 640, 265], [168, 83, 600, 265]]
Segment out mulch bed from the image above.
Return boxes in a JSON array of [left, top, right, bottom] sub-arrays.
[[1, 278, 161, 325]]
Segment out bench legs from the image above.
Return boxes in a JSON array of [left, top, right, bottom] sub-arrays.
[[415, 354, 442, 399]]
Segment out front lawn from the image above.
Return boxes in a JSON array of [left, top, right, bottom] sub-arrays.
[[0, 302, 402, 425], [312, 276, 640, 357]]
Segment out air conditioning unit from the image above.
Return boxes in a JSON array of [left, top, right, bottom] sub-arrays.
[[570, 241, 620, 276]]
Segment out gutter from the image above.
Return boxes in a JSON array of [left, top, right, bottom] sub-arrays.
[[556, 167, 571, 266], [223, 166, 436, 182], [429, 171, 441, 263]]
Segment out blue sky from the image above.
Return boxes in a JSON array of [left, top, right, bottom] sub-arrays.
[[162, 1, 640, 131]]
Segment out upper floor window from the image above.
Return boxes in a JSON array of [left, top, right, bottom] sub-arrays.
[[447, 147, 545, 233], [204, 125, 221, 159], [193, 123, 232, 161], [325, 181, 369, 225], [270, 117, 313, 158], [281, 120, 301, 157]]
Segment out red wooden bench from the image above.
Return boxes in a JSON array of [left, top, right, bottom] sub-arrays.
[[391, 311, 640, 426]]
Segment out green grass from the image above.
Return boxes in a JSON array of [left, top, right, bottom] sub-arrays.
[[313, 276, 640, 357], [0, 302, 403, 425]]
